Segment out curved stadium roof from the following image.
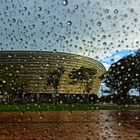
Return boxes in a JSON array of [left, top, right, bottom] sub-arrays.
[[0, 51, 106, 94]]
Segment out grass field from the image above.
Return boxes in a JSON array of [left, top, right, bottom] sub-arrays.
[[0, 104, 139, 111]]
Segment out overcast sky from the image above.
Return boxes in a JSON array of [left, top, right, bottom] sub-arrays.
[[0, 0, 140, 62]]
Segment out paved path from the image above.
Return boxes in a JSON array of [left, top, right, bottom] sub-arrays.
[[0, 111, 139, 140]]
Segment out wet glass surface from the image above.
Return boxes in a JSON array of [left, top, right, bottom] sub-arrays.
[[0, 0, 140, 139], [0, 111, 139, 140]]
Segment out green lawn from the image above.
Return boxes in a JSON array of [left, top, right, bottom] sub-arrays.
[[0, 104, 139, 111]]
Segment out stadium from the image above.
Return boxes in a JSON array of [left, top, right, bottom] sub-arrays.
[[0, 51, 106, 103]]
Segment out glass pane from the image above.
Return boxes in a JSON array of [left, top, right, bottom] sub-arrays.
[[0, 0, 139, 139]]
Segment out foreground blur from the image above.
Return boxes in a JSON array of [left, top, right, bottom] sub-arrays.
[[0, 110, 139, 140]]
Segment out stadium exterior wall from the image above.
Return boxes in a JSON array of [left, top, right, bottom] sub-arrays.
[[0, 51, 106, 95]]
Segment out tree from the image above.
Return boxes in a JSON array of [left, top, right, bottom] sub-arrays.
[[69, 66, 97, 94], [47, 66, 65, 104], [0, 63, 27, 102], [47, 66, 65, 94], [136, 48, 140, 55], [103, 52, 140, 103]]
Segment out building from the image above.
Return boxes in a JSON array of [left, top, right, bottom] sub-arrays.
[[0, 51, 106, 96]]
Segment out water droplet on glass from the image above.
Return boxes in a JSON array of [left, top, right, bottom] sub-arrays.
[[105, 9, 109, 13], [103, 42, 107, 46], [114, 9, 118, 14], [107, 15, 111, 19], [46, 10, 50, 14], [12, 18, 16, 23], [62, 0, 68, 6], [74, 5, 78, 9], [134, 18, 138, 22], [135, 116, 139, 120], [38, 7, 42, 11], [118, 112, 121, 115], [23, 7, 27, 11], [118, 122, 121, 126], [67, 21, 72, 26], [130, 8, 134, 13], [66, 9, 70, 13], [97, 22, 101, 26]]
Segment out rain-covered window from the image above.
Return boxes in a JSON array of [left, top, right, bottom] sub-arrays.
[[0, 0, 139, 139]]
